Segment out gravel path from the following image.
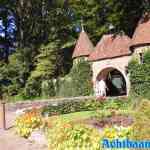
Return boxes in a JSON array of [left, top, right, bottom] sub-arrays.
[[0, 105, 48, 150], [0, 130, 47, 150]]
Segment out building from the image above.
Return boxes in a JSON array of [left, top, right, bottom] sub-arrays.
[[72, 14, 150, 97]]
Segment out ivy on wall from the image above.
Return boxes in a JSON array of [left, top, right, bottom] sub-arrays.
[[128, 49, 150, 99], [57, 58, 93, 97]]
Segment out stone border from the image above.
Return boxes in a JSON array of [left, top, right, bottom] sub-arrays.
[[6, 95, 127, 112], [6, 96, 95, 111]]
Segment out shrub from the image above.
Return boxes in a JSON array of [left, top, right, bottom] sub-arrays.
[[57, 59, 93, 97], [57, 77, 76, 97], [41, 80, 55, 98], [131, 99, 150, 140], [23, 78, 42, 98], [45, 119, 101, 150], [128, 50, 150, 99], [42, 98, 130, 117], [42, 99, 103, 116], [103, 99, 126, 110], [15, 108, 42, 138], [95, 110, 112, 120]]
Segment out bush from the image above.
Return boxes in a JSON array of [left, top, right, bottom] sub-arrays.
[[42, 98, 130, 117], [15, 108, 42, 138], [45, 119, 100, 150], [42, 99, 103, 116], [131, 99, 150, 140], [57, 59, 93, 97], [41, 80, 55, 98], [23, 78, 42, 98], [102, 99, 129, 110], [128, 50, 150, 99], [57, 77, 76, 97]]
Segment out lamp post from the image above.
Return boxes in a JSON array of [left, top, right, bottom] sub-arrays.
[[0, 94, 6, 130]]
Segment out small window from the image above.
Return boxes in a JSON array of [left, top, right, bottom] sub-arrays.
[[139, 52, 144, 64]]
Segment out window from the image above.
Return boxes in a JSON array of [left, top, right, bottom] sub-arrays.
[[139, 52, 144, 64]]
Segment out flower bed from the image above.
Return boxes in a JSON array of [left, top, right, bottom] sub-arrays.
[[42, 98, 130, 117], [131, 99, 150, 139], [15, 108, 43, 138], [83, 114, 133, 129], [14, 98, 150, 149], [45, 118, 101, 150]]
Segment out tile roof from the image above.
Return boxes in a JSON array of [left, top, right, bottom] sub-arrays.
[[72, 31, 94, 58], [131, 13, 150, 48], [89, 34, 131, 61]]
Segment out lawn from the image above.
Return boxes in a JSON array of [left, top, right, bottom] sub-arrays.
[[52, 110, 97, 122]]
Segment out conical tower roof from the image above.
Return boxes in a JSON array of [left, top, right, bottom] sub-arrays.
[[72, 30, 94, 59], [89, 34, 131, 61], [131, 13, 150, 48]]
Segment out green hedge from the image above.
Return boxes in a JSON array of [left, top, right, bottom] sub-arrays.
[[57, 59, 93, 97], [128, 50, 150, 99], [42, 98, 130, 116]]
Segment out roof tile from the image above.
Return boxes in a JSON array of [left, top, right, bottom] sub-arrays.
[[89, 34, 131, 61], [131, 14, 150, 47], [72, 31, 94, 58]]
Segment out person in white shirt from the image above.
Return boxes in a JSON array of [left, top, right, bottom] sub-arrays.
[[94, 80, 100, 97], [95, 78, 107, 97], [98, 79, 107, 97]]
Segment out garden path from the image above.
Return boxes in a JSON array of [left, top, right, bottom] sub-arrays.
[[0, 108, 47, 150], [0, 129, 47, 150]]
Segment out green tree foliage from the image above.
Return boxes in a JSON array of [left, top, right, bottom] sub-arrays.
[[67, 0, 144, 38], [23, 42, 59, 98], [128, 50, 150, 99], [0, 47, 32, 97], [31, 42, 59, 80], [0, 0, 149, 100]]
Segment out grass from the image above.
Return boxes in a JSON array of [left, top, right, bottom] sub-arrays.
[[48, 106, 134, 123], [49, 110, 97, 122], [7, 94, 42, 102]]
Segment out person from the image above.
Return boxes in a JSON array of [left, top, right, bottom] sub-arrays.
[[98, 79, 107, 97], [94, 80, 99, 97], [94, 78, 107, 97]]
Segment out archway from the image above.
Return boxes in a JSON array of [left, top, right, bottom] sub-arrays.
[[96, 67, 127, 96]]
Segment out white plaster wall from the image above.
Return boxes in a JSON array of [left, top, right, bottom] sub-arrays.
[[134, 45, 150, 54]]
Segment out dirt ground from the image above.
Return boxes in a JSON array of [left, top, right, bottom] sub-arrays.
[[0, 107, 47, 150], [0, 129, 47, 150]]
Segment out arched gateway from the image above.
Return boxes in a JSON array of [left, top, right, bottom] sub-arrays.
[[96, 67, 127, 96], [89, 34, 131, 96]]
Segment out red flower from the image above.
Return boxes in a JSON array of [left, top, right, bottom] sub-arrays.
[[96, 96, 106, 102]]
